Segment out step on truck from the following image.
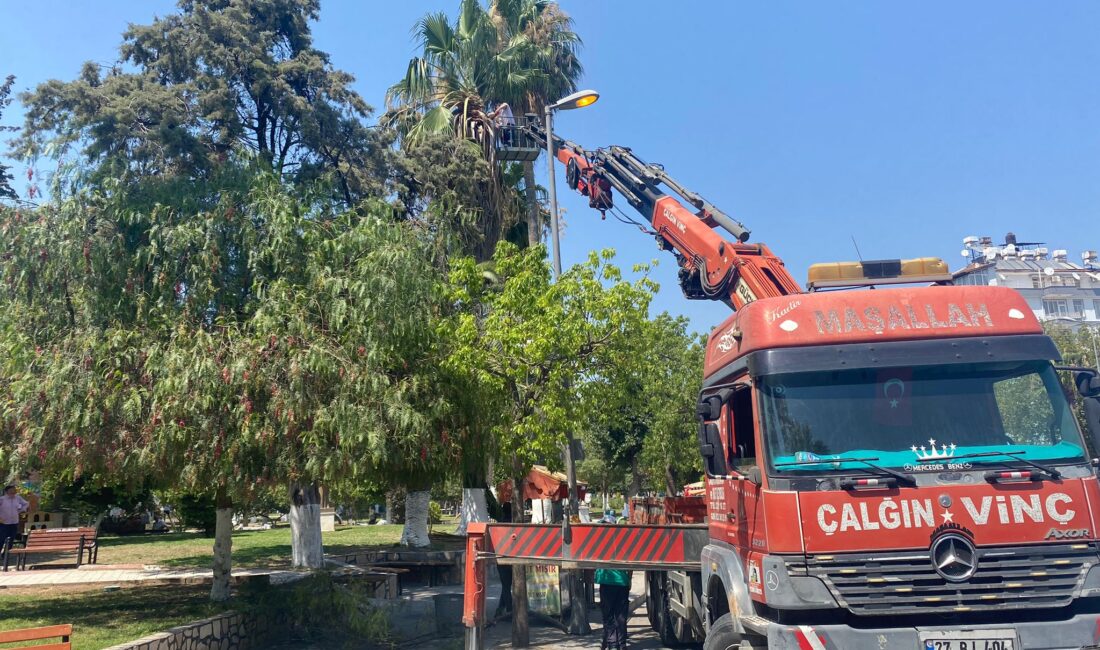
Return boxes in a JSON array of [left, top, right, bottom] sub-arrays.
[[464, 119, 1100, 650]]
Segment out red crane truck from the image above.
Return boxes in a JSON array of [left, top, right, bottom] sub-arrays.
[[462, 121, 1100, 650]]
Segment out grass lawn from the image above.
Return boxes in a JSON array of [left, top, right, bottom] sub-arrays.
[[0, 523, 465, 649], [0, 584, 229, 650], [97, 523, 464, 568]]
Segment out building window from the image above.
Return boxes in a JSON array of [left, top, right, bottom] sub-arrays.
[[1031, 275, 1042, 288], [1072, 300, 1085, 318], [1094, 300, 1100, 318], [1043, 299, 1069, 318]]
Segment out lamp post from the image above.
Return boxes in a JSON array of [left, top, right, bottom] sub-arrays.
[[545, 89, 599, 277], [544, 89, 599, 637]]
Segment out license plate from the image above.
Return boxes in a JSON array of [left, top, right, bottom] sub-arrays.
[[919, 630, 1016, 650]]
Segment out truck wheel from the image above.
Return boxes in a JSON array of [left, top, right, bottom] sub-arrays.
[[645, 571, 659, 631], [703, 613, 742, 650], [655, 574, 678, 646]]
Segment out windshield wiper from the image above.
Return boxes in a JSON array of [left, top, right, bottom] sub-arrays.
[[775, 456, 916, 486], [917, 450, 1062, 479]]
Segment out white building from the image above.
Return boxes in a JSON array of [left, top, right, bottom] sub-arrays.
[[954, 233, 1100, 327]]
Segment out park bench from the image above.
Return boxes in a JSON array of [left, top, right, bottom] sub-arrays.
[[0, 624, 72, 650], [77, 526, 100, 564], [3, 528, 90, 571]]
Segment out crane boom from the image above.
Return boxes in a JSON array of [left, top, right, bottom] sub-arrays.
[[524, 121, 802, 310]]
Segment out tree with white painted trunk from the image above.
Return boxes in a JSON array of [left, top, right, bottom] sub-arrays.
[[290, 483, 324, 568], [210, 489, 234, 602], [455, 486, 490, 536], [400, 489, 432, 548]]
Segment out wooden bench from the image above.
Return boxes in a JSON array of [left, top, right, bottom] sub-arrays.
[[0, 624, 72, 650], [76, 527, 100, 564], [3, 528, 89, 571]]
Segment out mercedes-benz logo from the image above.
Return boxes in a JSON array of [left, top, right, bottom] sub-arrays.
[[930, 533, 977, 582], [765, 570, 779, 591]]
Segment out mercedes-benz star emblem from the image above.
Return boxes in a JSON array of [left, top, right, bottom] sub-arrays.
[[765, 570, 780, 591], [930, 534, 977, 582]]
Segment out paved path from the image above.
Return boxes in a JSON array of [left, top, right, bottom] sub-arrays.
[[404, 573, 693, 650], [0, 563, 299, 588], [8, 563, 691, 649]]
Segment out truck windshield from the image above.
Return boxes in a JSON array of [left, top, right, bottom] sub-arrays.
[[761, 360, 1086, 475]]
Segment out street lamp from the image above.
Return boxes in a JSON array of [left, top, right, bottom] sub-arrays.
[[545, 89, 599, 277], [544, 88, 598, 638]]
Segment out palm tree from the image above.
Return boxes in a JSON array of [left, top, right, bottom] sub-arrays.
[[489, 0, 582, 247], [386, 0, 583, 258], [386, 0, 584, 543]]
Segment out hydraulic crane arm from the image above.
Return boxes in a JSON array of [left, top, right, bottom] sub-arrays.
[[524, 122, 802, 310]]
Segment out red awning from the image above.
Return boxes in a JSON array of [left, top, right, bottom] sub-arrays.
[[497, 465, 587, 503]]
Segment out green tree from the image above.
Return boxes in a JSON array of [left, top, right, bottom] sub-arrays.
[[637, 315, 706, 495], [388, 0, 584, 536], [582, 313, 705, 497], [0, 75, 16, 201], [0, 167, 457, 595], [13, 0, 389, 205], [446, 244, 656, 497]]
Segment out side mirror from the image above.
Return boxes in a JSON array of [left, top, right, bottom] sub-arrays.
[[698, 422, 728, 477], [1055, 366, 1100, 398], [696, 388, 733, 421], [1084, 397, 1100, 456], [1076, 371, 1100, 398], [1058, 367, 1100, 457]]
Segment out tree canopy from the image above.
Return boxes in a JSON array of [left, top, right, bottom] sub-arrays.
[[446, 245, 657, 472], [0, 0, 714, 589], [385, 0, 582, 261], [13, 0, 390, 205]]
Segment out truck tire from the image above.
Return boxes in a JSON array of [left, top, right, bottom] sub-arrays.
[[703, 613, 741, 650], [645, 571, 660, 631], [654, 573, 679, 646]]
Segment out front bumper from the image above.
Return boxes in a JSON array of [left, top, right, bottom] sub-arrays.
[[764, 614, 1100, 650]]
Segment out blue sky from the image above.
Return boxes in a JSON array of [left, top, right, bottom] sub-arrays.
[[2, 1, 1097, 334]]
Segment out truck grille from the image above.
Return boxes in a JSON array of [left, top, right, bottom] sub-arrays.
[[791, 543, 1097, 616]]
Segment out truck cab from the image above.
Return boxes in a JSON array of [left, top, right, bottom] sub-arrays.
[[699, 279, 1100, 650]]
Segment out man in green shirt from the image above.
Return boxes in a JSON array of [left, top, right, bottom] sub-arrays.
[[595, 567, 631, 650]]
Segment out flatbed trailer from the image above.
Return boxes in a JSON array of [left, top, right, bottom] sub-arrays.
[[462, 522, 709, 649]]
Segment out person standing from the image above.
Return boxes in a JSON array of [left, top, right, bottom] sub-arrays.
[[0, 485, 29, 552], [595, 567, 631, 650], [490, 102, 515, 145], [494, 502, 514, 621]]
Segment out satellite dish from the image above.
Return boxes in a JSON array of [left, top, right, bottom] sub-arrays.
[[1045, 267, 1055, 276], [960, 250, 970, 258]]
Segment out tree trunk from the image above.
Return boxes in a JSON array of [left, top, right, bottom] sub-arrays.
[[289, 482, 324, 568], [210, 489, 233, 602], [454, 487, 489, 536], [563, 434, 591, 636], [511, 455, 529, 647], [400, 489, 431, 548], [665, 464, 680, 496], [627, 456, 642, 500], [523, 161, 540, 248], [384, 490, 396, 523]]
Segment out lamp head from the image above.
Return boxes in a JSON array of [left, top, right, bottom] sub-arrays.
[[550, 89, 600, 111]]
